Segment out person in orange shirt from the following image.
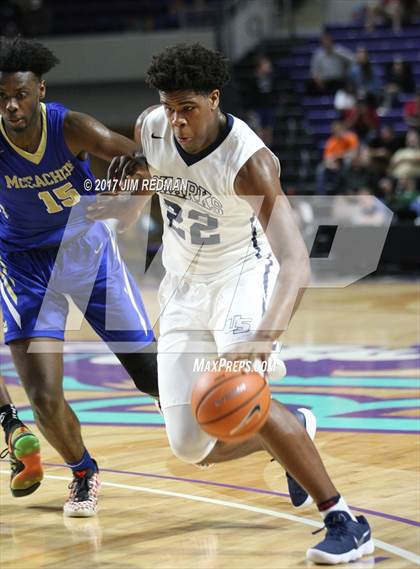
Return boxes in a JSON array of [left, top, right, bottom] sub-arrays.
[[316, 121, 360, 195], [324, 121, 359, 160]]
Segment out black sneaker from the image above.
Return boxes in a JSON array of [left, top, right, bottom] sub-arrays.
[[63, 462, 100, 517], [306, 511, 374, 564], [0, 425, 43, 497], [286, 408, 317, 509]]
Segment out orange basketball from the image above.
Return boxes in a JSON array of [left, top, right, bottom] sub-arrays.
[[191, 369, 271, 443]]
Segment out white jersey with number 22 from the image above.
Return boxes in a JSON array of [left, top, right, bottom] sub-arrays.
[[141, 106, 280, 277]]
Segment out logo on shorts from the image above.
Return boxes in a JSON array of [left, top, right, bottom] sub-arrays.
[[225, 315, 253, 335]]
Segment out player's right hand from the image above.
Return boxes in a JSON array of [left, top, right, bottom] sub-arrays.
[[107, 152, 150, 189]]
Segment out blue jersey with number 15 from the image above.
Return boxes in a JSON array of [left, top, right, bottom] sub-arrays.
[[0, 102, 97, 252]]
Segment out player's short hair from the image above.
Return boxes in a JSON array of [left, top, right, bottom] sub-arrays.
[[146, 43, 230, 93], [0, 37, 59, 78]]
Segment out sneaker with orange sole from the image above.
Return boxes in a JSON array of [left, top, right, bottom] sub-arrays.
[[0, 425, 43, 497]]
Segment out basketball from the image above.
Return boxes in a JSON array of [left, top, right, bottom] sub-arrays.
[[191, 369, 271, 443]]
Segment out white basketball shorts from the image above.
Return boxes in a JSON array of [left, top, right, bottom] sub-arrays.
[[157, 255, 286, 410]]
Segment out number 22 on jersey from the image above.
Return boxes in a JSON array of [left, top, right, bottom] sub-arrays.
[[164, 198, 220, 245]]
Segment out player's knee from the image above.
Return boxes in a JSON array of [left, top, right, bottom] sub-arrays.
[[164, 406, 215, 464], [166, 428, 210, 464], [116, 350, 159, 399]]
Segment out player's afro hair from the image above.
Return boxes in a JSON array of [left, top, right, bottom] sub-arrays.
[[0, 37, 59, 78], [146, 43, 230, 93]]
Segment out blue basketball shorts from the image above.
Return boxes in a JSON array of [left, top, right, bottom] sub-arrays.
[[0, 222, 154, 351]]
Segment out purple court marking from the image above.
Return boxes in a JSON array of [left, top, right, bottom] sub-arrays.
[[284, 351, 420, 378], [41, 461, 420, 528], [279, 385, 420, 391], [286, 360, 420, 376], [336, 407, 420, 418], [14, 399, 420, 433], [52, 423, 420, 434], [275, 390, 380, 403], [313, 427, 420, 435]]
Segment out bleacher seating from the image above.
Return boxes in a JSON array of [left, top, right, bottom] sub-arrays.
[[234, 21, 419, 267], [233, 20, 418, 195], [271, 22, 419, 185]]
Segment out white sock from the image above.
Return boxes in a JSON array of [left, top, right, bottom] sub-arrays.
[[320, 496, 357, 522]]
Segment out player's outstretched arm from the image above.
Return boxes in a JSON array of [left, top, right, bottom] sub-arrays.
[[64, 110, 137, 161], [234, 148, 310, 346], [86, 106, 159, 232]]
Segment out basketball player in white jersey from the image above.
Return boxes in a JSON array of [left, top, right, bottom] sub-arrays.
[[88, 44, 374, 564]]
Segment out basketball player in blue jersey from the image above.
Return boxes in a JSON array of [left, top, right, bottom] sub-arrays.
[[90, 44, 374, 564], [0, 37, 159, 517]]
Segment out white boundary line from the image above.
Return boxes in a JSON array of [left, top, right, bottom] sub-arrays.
[[1, 470, 419, 565]]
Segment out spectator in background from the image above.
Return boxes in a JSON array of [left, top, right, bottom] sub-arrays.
[[245, 55, 278, 147], [368, 125, 404, 176], [339, 146, 381, 194], [404, 90, 420, 128], [349, 47, 381, 105], [364, 0, 404, 33], [390, 177, 420, 221], [382, 56, 416, 111], [389, 129, 420, 179], [376, 175, 395, 201], [316, 120, 359, 194], [365, 0, 419, 33], [334, 80, 357, 115], [324, 121, 360, 164], [307, 32, 353, 95], [344, 96, 379, 140]]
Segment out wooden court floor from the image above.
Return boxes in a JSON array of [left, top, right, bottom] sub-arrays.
[[0, 281, 419, 569]]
